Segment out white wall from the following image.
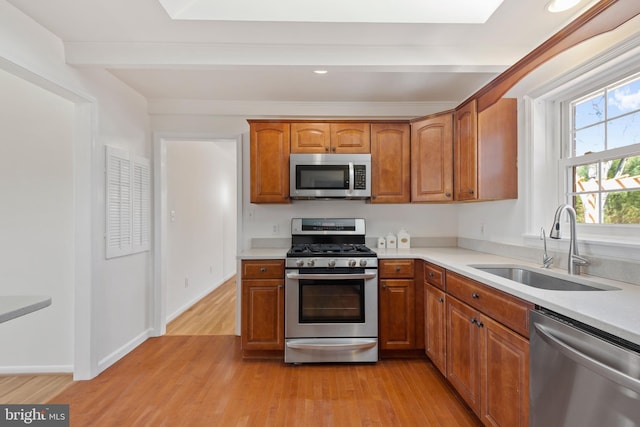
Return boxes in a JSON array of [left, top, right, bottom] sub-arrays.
[[1, 0, 153, 378], [0, 68, 75, 372], [165, 140, 237, 321]]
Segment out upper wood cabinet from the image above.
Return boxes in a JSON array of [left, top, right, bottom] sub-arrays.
[[291, 122, 370, 153], [249, 122, 290, 204], [411, 112, 454, 202], [370, 123, 410, 203], [454, 98, 517, 201]]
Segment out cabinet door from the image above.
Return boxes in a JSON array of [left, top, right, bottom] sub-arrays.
[[424, 283, 446, 375], [454, 100, 478, 201], [477, 98, 517, 200], [446, 296, 481, 415], [411, 113, 453, 202], [290, 122, 331, 153], [480, 315, 529, 427], [330, 123, 371, 153], [379, 279, 415, 350], [249, 122, 290, 203], [370, 123, 410, 203], [241, 279, 284, 351]]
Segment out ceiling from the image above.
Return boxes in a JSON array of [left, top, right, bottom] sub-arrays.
[[7, 0, 598, 114]]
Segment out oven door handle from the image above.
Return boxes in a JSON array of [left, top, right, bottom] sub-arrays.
[[286, 272, 377, 281], [287, 339, 377, 352]]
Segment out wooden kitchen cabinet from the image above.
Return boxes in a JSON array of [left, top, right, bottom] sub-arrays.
[[424, 282, 447, 375], [424, 262, 447, 374], [445, 271, 531, 426], [454, 98, 517, 201], [290, 122, 370, 153], [379, 259, 416, 351], [411, 112, 454, 202], [249, 122, 290, 203], [241, 260, 285, 356], [370, 123, 410, 203]]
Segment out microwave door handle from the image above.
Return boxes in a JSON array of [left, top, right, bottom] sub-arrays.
[[348, 162, 355, 192]]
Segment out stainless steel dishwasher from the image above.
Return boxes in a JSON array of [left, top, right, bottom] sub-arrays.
[[530, 309, 640, 427]]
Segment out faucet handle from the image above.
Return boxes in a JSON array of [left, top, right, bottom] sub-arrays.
[[540, 227, 553, 268], [572, 254, 590, 266]]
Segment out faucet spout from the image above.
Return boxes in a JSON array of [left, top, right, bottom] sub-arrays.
[[549, 204, 589, 275]]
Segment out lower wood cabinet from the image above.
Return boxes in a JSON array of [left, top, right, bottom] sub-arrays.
[[241, 260, 285, 355], [446, 292, 529, 427], [424, 283, 447, 375], [378, 259, 424, 352]]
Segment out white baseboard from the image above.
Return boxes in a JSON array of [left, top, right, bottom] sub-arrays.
[[0, 365, 73, 375], [97, 328, 153, 373]]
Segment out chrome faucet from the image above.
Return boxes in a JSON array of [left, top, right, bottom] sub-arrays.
[[549, 204, 589, 275], [540, 227, 553, 268]]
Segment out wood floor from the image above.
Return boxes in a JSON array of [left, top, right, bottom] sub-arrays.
[[166, 276, 236, 336], [2, 276, 481, 426], [49, 335, 481, 426], [0, 277, 237, 405]]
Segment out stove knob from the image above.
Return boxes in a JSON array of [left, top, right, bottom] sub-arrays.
[[328, 259, 336, 268], [296, 258, 304, 267], [348, 259, 357, 267], [307, 259, 315, 267], [359, 259, 368, 267]]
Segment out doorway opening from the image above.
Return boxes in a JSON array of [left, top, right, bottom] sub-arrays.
[[154, 137, 239, 337]]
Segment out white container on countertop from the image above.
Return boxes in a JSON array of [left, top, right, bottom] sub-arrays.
[[385, 233, 397, 249], [377, 237, 386, 249], [397, 229, 410, 248]]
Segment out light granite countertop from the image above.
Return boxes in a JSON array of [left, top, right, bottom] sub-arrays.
[[0, 296, 51, 324], [238, 246, 640, 346]]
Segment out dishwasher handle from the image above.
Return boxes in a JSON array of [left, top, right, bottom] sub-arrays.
[[534, 322, 640, 393]]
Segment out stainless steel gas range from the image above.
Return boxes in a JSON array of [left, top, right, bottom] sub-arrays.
[[284, 218, 378, 364]]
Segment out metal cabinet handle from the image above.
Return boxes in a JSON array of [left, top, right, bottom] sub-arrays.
[[445, 192, 451, 197], [472, 292, 480, 299], [438, 297, 444, 303], [278, 284, 284, 289], [468, 189, 475, 194], [260, 267, 267, 273], [428, 272, 435, 278], [382, 284, 387, 289], [470, 317, 477, 324]]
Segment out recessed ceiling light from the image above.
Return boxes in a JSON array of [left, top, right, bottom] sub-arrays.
[[313, 70, 328, 75], [546, 0, 581, 13]]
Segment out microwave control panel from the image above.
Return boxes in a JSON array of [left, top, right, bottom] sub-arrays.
[[354, 165, 367, 189]]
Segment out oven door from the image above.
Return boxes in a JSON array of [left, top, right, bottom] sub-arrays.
[[285, 268, 378, 362]]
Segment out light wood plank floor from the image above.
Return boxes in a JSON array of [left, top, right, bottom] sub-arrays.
[[166, 275, 237, 336], [48, 335, 481, 426], [1, 276, 237, 405]]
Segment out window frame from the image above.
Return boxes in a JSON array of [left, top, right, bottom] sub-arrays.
[[558, 72, 640, 228]]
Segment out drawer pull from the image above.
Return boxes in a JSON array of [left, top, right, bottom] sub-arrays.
[[428, 272, 435, 278], [472, 292, 480, 299], [438, 297, 444, 303], [260, 267, 267, 273], [470, 317, 477, 324], [396, 266, 401, 272]]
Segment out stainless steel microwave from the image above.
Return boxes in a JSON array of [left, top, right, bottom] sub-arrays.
[[289, 153, 371, 199]]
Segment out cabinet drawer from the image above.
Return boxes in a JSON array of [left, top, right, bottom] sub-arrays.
[[424, 262, 445, 290], [242, 260, 285, 279], [379, 259, 415, 278], [446, 271, 533, 337]]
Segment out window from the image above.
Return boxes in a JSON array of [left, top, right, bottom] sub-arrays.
[[106, 146, 151, 258], [561, 72, 640, 224]]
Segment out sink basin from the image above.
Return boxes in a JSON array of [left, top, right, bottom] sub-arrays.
[[469, 265, 619, 291]]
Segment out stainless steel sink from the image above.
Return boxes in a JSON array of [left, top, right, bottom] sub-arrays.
[[469, 265, 619, 291]]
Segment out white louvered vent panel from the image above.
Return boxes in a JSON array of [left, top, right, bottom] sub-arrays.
[[106, 146, 150, 259], [133, 156, 151, 251]]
